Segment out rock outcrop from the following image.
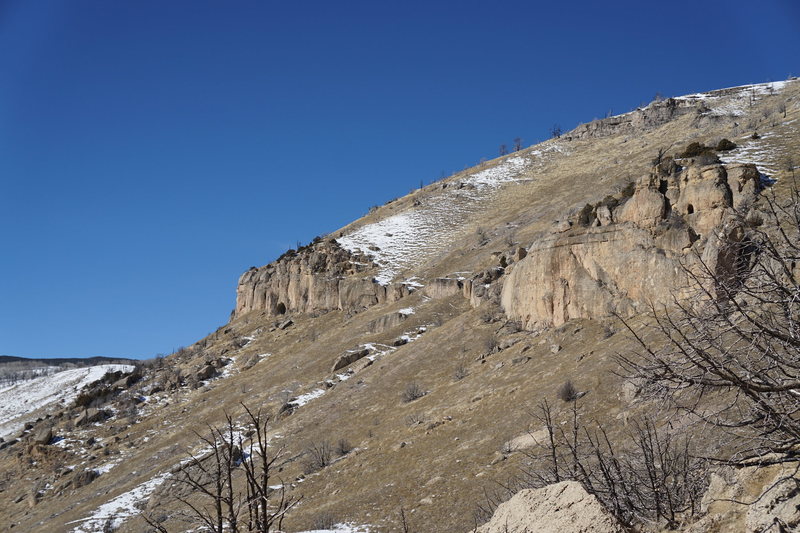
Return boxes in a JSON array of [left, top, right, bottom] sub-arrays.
[[565, 97, 695, 140], [234, 239, 412, 318], [473, 481, 625, 533], [685, 461, 800, 532], [502, 159, 762, 329]]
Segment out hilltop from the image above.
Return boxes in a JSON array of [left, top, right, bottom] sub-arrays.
[[1, 78, 798, 532]]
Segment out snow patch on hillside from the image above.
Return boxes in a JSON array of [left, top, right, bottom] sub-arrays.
[[289, 388, 326, 407], [338, 149, 561, 284], [69, 472, 169, 533], [0, 364, 134, 439], [297, 525, 372, 533], [676, 80, 792, 118]]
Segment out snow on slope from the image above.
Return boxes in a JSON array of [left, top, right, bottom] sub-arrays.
[[676, 80, 791, 117], [0, 364, 134, 439], [297, 525, 372, 533], [337, 150, 561, 284], [69, 473, 170, 533], [720, 128, 795, 176]]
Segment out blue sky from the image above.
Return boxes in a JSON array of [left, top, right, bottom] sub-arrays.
[[1, 0, 798, 358]]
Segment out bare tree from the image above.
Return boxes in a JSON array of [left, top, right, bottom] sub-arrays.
[[146, 404, 299, 532], [512, 400, 705, 528], [513, 137, 522, 152], [550, 124, 562, 139], [499, 144, 508, 156], [617, 182, 800, 466]]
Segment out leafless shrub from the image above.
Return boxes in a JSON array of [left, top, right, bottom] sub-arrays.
[[303, 440, 332, 474], [453, 364, 469, 381], [402, 382, 426, 403], [334, 438, 352, 456], [557, 380, 579, 403], [483, 336, 498, 354], [476, 227, 489, 246], [312, 511, 336, 530], [406, 412, 426, 426]]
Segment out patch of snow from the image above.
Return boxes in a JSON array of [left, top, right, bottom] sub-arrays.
[[337, 148, 562, 285], [93, 460, 121, 475], [675, 79, 793, 119], [289, 389, 326, 407], [719, 135, 787, 175], [0, 364, 134, 439], [398, 307, 415, 315], [69, 472, 170, 533], [296, 524, 372, 533]]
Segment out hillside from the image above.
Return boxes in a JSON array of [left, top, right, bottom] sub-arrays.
[[1, 79, 799, 532]]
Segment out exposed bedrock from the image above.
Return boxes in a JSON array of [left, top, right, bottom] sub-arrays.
[[234, 239, 410, 319], [502, 159, 761, 329]]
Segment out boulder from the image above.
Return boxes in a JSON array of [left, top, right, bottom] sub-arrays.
[[196, 364, 217, 381], [473, 481, 625, 533], [32, 427, 53, 445], [72, 468, 100, 488], [331, 348, 370, 372], [75, 408, 107, 427]]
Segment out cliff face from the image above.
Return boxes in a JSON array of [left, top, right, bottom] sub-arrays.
[[564, 97, 695, 140], [501, 159, 762, 329], [234, 239, 411, 318]]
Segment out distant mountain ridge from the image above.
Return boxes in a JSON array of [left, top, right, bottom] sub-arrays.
[[0, 355, 137, 366]]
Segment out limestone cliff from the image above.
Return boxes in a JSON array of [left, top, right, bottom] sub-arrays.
[[234, 239, 411, 318], [501, 158, 762, 329]]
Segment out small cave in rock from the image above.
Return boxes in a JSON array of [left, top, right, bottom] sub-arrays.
[[687, 204, 694, 214], [276, 302, 287, 315]]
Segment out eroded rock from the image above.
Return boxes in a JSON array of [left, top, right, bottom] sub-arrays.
[[473, 481, 625, 533], [502, 160, 761, 329], [235, 239, 411, 319]]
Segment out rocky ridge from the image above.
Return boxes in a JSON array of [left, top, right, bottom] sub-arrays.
[[501, 157, 763, 329], [234, 239, 411, 318]]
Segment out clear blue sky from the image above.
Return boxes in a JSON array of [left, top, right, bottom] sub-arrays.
[[1, 1, 798, 359]]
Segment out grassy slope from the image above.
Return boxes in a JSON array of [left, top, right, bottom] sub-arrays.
[[2, 80, 798, 533]]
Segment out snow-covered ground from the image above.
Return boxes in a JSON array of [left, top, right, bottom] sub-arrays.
[[0, 364, 135, 439], [289, 388, 326, 407], [68, 472, 170, 533], [297, 525, 372, 533], [676, 80, 791, 118], [337, 149, 562, 285], [719, 129, 793, 176]]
